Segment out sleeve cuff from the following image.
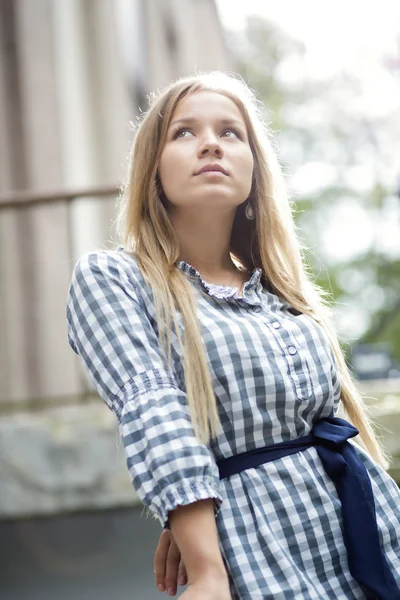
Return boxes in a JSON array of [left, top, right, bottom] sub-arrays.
[[150, 478, 223, 529]]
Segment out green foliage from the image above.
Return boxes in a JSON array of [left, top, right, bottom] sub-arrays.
[[227, 16, 400, 362]]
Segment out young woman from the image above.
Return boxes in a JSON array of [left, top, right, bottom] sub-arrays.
[[66, 72, 400, 599]]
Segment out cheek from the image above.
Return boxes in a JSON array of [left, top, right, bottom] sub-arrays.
[[241, 150, 254, 185], [158, 147, 188, 189], [248, 154, 254, 177], [158, 151, 176, 193]]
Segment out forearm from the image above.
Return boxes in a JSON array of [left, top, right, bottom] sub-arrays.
[[168, 498, 227, 583]]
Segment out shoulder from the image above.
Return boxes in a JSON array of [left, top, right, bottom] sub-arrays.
[[72, 247, 145, 291]]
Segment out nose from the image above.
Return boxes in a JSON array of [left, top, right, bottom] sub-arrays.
[[198, 132, 223, 158]]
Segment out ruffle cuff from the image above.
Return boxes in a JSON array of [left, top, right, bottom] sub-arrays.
[[150, 478, 223, 529]]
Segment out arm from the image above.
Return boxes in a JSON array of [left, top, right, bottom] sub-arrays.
[[168, 499, 227, 583], [153, 501, 229, 596], [66, 251, 223, 529]]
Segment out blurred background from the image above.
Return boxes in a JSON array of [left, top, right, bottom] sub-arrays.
[[0, 0, 399, 598]]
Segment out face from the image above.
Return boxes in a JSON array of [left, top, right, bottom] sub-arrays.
[[158, 91, 254, 215]]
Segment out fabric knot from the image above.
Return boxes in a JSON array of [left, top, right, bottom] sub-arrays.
[[311, 417, 359, 478], [312, 416, 359, 446], [311, 416, 400, 599]]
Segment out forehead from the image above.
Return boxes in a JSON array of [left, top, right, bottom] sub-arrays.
[[171, 90, 244, 123]]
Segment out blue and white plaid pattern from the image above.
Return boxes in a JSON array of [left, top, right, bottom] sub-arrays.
[[67, 248, 400, 599]]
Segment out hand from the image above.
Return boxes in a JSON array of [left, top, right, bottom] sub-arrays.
[[154, 529, 188, 596], [179, 573, 231, 599]]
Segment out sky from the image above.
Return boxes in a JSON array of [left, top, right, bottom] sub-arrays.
[[216, 0, 400, 113], [216, 0, 400, 66]]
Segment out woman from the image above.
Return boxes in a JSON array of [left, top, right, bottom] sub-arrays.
[[66, 72, 400, 599]]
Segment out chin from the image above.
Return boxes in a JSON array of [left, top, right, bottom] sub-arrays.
[[193, 189, 240, 203]]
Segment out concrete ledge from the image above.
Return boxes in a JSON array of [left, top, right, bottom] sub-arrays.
[[0, 401, 139, 519], [0, 389, 399, 520], [364, 397, 400, 483]]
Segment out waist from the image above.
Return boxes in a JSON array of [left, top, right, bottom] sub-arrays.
[[216, 431, 316, 479], [216, 415, 400, 599]]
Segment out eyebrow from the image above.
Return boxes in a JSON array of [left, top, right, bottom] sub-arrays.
[[169, 117, 245, 129]]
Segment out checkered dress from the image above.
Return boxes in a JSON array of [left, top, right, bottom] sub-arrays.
[[66, 248, 400, 599]]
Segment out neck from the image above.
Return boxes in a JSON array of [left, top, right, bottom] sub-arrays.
[[170, 206, 237, 276]]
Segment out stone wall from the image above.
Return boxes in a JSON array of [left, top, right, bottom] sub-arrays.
[[1, 381, 399, 520], [0, 399, 138, 520]]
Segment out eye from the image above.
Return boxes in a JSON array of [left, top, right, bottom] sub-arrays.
[[172, 127, 193, 139], [171, 125, 243, 140], [222, 128, 241, 139]]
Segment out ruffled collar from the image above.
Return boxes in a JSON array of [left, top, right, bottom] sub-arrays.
[[115, 246, 264, 305], [175, 260, 263, 305]]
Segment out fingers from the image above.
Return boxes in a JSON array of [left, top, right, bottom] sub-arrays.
[[154, 530, 187, 596], [154, 530, 171, 592], [164, 537, 182, 596], [178, 558, 188, 587]]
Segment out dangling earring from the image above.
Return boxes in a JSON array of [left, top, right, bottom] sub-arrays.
[[245, 200, 255, 220]]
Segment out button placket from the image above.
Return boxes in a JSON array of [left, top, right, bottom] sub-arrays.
[[250, 305, 262, 313], [247, 304, 313, 400]]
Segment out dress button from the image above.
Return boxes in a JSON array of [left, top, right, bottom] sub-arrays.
[[272, 321, 280, 329], [288, 346, 297, 355]]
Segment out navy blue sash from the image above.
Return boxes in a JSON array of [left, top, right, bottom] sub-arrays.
[[216, 416, 400, 600]]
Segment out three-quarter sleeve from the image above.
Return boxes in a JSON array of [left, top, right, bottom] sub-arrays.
[[66, 251, 223, 528]]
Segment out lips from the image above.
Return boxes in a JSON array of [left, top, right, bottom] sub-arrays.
[[195, 164, 228, 176]]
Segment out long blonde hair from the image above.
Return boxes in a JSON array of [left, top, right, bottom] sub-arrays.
[[117, 71, 389, 469]]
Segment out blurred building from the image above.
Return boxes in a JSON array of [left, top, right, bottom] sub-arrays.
[[0, 1, 231, 597], [0, 0, 230, 412]]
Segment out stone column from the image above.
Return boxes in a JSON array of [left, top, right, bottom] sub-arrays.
[[0, 0, 81, 403]]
